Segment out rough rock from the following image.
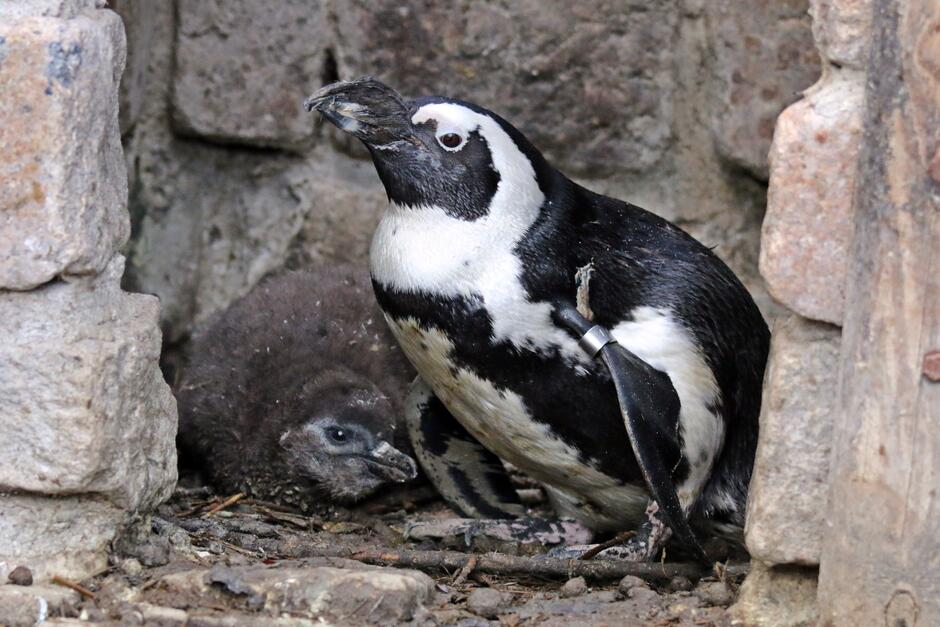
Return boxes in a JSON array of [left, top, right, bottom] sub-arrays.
[[171, 0, 327, 149], [0, 255, 177, 511], [760, 72, 864, 324], [1, 489, 118, 580], [331, 0, 678, 177], [0, 583, 80, 627], [7, 565, 33, 586], [705, 0, 820, 178], [617, 575, 649, 596], [466, 587, 510, 618], [627, 586, 660, 603], [730, 561, 819, 627], [693, 581, 733, 607], [810, 0, 873, 68], [745, 315, 841, 565], [284, 150, 388, 268], [668, 576, 693, 592], [560, 576, 589, 598], [0, 5, 129, 290], [146, 563, 435, 623]]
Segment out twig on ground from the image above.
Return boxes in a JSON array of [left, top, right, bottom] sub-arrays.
[[218, 538, 259, 556], [579, 530, 637, 561], [452, 555, 478, 586], [201, 492, 245, 517], [52, 575, 96, 599], [338, 548, 710, 582], [256, 505, 317, 529]]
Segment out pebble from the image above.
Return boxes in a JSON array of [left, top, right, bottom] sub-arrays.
[[669, 575, 693, 592], [694, 580, 734, 606], [617, 574, 649, 596], [559, 576, 588, 598], [466, 587, 507, 619], [7, 565, 33, 586], [119, 558, 143, 577], [628, 586, 660, 603]]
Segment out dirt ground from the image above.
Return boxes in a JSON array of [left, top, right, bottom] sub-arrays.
[[22, 483, 746, 626]]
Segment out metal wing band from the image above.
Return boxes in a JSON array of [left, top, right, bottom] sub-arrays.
[[579, 325, 617, 358]]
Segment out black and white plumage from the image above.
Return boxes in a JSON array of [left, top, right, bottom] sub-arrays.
[[306, 78, 770, 555], [177, 267, 417, 508]]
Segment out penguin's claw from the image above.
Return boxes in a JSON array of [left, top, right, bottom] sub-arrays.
[[546, 502, 674, 562]]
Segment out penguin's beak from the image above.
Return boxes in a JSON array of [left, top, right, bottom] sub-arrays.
[[363, 440, 418, 483], [305, 77, 414, 146]]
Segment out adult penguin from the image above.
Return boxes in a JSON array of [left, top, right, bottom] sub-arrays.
[[305, 77, 770, 561]]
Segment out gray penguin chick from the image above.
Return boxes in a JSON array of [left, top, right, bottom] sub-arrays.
[[177, 266, 418, 508]]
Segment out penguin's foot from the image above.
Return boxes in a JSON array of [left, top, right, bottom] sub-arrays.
[[547, 502, 673, 562], [405, 517, 593, 554]]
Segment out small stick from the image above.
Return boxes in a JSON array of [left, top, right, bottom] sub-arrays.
[[52, 575, 96, 599], [452, 555, 478, 587], [217, 538, 259, 556], [579, 530, 637, 561], [201, 492, 245, 517], [345, 548, 708, 582]]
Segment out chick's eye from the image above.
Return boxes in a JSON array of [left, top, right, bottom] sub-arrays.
[[438, 133, 464, 149], [327, 427, 347, 443]]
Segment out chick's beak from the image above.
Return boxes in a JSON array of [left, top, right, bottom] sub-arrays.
[[304, 76, 414, 145], [365, 440, 418, 483]]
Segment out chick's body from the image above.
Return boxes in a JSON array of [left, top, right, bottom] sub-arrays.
[[177, 266, 416, 509]]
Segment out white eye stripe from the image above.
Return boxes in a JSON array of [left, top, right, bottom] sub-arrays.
[[412, 107, 477, 152]]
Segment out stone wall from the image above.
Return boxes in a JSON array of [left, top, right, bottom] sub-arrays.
[[0, 0, 177, 581], [731, 0, 873, 624], [113, 0, 821, 357]]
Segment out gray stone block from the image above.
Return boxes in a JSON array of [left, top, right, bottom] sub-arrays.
[[0, 6, 129, 289], [171, 0, 327, 149], [0, 495, 124, 582], [705, 0, 821, 179], [0, 255, 177, 512], [760, 71, 864, 325], [745, 314, 841, 565], [730, 561, 819, 627]]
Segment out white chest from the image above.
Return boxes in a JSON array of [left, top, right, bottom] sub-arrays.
[[370, 204, 586, 359]]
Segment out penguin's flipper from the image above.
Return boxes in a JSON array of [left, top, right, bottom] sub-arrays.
[[552, 303, 707, 561], [404, 377, 526, 519]]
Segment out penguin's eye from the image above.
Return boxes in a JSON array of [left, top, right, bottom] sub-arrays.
[[326, 426, 347, 443], [437, 132, 465, 151]]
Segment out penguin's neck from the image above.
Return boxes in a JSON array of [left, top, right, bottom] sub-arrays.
[[369, 182, 545, 298]]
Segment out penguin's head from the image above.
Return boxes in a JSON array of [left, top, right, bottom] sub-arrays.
[[305, 77, 549, 220], [276, 370, 417, 502]]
